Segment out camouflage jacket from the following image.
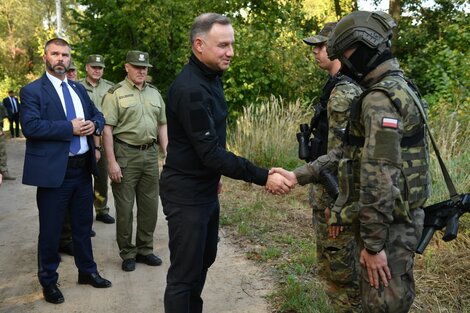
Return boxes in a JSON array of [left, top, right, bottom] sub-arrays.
[[310, 75, 362, 210], [295, 58, 430, 252]]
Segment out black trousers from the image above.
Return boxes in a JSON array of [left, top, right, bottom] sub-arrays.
[[9, 112, 20, 137], [163, 199, 219, 313]]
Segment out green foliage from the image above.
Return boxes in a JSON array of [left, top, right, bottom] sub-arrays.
[[396, 0, 470, 112], [0, 0, 45, 93], [72, 0, 329, 116]]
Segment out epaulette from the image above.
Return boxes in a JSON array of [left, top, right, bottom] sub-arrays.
[[102, 79, 115, 87], [147, 84, 160, 92], [107, 83, 122, 94]]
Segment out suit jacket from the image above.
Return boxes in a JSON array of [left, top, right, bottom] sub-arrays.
[[3, 96, 20, 118], [20, 74, 105, 188]]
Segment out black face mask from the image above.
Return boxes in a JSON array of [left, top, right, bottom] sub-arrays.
[[340, 44, 393, 82]]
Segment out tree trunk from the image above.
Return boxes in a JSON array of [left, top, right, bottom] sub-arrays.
[[389, 0, 401, 47], [334, 0, 341, 19]]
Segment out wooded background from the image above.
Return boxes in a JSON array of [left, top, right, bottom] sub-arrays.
[[0, 0, 468, 122]]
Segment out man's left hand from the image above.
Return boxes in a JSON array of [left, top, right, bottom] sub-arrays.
[[80, 120, 95, 136]]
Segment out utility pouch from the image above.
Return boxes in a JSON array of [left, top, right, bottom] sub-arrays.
[[309, 137, 323, 161], [392, 185, 413, 224]]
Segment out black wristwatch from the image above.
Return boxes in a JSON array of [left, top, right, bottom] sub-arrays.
[[365, 247, 383, 255], [93, 121, 101, 136]]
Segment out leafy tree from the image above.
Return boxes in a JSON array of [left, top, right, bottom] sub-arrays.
[[395, 0, 469, 115], [71, 0, 338, 118]]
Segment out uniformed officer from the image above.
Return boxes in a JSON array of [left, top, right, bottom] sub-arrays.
[[273, 11, 430, 313], [102, 50, 168, 272], [80, 54, 115, 224], [66, 60, 78, 81], [302, 22, 362, 312]]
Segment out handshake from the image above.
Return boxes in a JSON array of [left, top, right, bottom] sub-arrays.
[[265, 168, 297, 195]]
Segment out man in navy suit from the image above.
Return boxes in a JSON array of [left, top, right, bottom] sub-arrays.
[[20, 38, 111, 304], [3, 90, 20, 137]]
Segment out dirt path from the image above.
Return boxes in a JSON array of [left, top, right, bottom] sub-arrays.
[[0, 138, 273, 313]]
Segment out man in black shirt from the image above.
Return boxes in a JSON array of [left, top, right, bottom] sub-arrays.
[[160, 13, 291, 313]]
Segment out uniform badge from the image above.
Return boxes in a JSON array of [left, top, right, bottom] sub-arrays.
[[96, 56, 101, 62], [139, 54, 145, 61], [382, 117, 399, 129]]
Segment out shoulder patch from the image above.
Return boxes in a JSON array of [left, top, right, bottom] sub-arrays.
[[107, 83, 122, 94], [382, 117, 399, 129]]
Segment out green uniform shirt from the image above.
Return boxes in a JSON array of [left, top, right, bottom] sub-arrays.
[[102, 77, 166, 146], [79, 78, 114, 112]]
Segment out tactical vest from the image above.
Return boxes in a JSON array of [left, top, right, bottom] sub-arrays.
[[309, 74, 357, 159], [331, 73, 431, 226]]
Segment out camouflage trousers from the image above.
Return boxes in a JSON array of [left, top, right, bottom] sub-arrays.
[[310, 184, 361, 313], [359, 208, 424, 313]]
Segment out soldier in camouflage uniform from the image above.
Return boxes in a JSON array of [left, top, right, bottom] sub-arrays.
[[302, 23, 362, 312], [274, 11, 430, 313]]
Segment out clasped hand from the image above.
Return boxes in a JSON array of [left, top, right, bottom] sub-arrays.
[[265, 167, 298, 195], [71, 118, 95, 136]]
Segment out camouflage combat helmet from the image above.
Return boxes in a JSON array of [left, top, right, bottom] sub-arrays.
[[326, 11, 396, 61]]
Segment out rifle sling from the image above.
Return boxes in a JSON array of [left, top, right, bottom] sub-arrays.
[[403, 83, 460, 203]]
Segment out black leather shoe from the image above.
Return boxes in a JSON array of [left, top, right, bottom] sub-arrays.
[[90, 229, 96, 237], [136, 253, 162, 266], [78, 272, 112, 288], [43, 284, 64, 304], [122, 258, 136, 272], [96, 213, 115, 224], [58, 243, 74, 256]]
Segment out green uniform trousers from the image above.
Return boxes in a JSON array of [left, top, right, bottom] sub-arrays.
[[112, 141, 159, 260], [359, 208, 424, 313], [93, 153, 110, 215]]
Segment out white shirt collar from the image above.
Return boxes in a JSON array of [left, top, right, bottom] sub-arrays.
[[46, 71, 67, 88]]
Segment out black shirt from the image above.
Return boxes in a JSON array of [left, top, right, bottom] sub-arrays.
[[160, 54, 268, 205]]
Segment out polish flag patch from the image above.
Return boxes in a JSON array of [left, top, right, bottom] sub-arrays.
[[382, 117, 399, 129]]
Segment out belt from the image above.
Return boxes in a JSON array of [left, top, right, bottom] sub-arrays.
[[114, 137, 156, 150], [68, 151, 90, 168]]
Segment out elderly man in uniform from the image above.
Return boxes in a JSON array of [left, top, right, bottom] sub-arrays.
[[80, 54, 115, 224], [302, 22, 362, 312], [273, 11, 430, 313], [102, 50, 167, 272]]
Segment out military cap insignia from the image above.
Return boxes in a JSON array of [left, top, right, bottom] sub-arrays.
[[139, 54, 145, 61], [382, 117, 398, 129], [96, 56, 101, 62]]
